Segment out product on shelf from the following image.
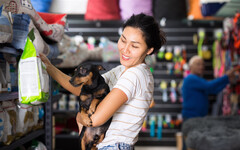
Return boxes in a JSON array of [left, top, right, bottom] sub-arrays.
[[0, 6, 13, 43], [27, 140, 47, 150], [32, 105, 40, 130], [58, 94, 67, 110], [170, 80, 177, 103], [68, 94, 77, 111], [2, 100, 17, 145], [157, 114, 163, 139], [165, 46, 173, 61], [37, 105, 44, 129], [18, 29, 49, 105], [99, 37, 119, 62], [157, 46, 165, 60], [0, 105, 5, 144], [0, 61, 11, 93], [2, 0, 67, 43], [56, 34, 103, 68], [160, 81, 168, 102], [16, 103, 33, 138], [87, 36, 96, 50], [149, 115, 156, 137], [141, 116, 147, 132]]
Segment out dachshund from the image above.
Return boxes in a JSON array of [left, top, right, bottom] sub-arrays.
[[69, 63, 111, 150]]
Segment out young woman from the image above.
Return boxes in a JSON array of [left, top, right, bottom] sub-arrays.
[[40, 13, 166, 150]]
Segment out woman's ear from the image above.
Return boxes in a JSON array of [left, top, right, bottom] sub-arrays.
[[147, 48, 154, 55]]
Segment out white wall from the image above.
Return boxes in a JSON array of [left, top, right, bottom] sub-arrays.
[[49, 0, 88, 14]]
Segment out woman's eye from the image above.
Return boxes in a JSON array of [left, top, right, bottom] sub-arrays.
[[132, 45, 138, 48], [121, 38, 126, 43]]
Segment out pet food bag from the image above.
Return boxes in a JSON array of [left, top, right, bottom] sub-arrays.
[[2, 100, 17, 145], [32, 105, 40, 130], [36, 105, 44, 129], [16, 103, 33, 137], [18, 29, 49, 105]]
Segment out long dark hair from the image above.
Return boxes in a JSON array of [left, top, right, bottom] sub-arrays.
[[122, 13, 166, 55]]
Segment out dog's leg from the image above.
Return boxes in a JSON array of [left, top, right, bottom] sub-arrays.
[[98, 133, 105, 144], [81, 134, 86, 150], [90, 147, 98, 150], [80, 110, 93, 127], [88, 98, 100, 116]]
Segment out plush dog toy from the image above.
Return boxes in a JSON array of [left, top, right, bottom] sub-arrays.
[[69, 63, 111, 150]]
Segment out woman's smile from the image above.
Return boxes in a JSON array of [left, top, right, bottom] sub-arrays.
[[122, 54, 130, 60]]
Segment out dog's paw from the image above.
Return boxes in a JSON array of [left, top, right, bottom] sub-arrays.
[[80, 111, 93, 127], [83, 118, 92, 127], [88, 109, 95, 116]]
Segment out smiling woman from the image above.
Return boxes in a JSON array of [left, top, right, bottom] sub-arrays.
[[118, 27, 152, 70], [40, 13, 166, 150], [118, 13, 166, 71]]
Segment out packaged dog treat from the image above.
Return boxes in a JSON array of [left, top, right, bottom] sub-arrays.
[[2, 100, 17, 145], [32, 105, 39, 130], [16, 103, 33, 137], [18, 29, 49, 105], [32, 105, 44, 130], [27, 108, 34, 133], [0, 104, 5, 144], [36, 105, 44, 129]]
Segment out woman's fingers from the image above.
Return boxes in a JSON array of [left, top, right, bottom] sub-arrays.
[[39, 53, 51, 67]]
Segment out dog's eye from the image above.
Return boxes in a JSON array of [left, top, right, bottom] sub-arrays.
[[79, 68, 87, 75]]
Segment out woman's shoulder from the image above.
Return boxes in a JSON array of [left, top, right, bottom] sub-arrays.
[[123, 64, 152, 81], [112, 65, 124, 71], [106, 65, 125, 74], [127, 64, 150, 74]]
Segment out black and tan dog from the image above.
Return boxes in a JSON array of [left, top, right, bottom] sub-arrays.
[[69, 63, 111, 150]]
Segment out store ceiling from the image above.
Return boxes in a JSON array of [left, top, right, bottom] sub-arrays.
[[215, 0, 240, 17]]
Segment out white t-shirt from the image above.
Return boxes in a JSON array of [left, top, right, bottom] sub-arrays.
[[97, 63, 154, 148]]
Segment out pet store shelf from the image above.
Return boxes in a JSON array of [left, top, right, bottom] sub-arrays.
[[0, 129, 45, 150], [53, 110, 78, 114], [55, 129, 179, 139], [0, 92, 62, 103], [215, 0, 240, 17], [0, 92, 18, 101], [52, 93, 63, 104], [0, 46, 22, 56]]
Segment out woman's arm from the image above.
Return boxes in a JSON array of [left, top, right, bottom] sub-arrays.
[[39, 53, 82, 96], [76, 88, 128, 127]]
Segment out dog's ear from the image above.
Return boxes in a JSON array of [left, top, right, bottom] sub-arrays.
[[97, 65, 105, 71]]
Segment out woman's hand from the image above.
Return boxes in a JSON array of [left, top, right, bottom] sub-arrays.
[[76, 112, 84, 135], [39, 53, 52, 68]]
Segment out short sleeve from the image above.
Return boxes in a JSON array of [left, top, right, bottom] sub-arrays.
[[113, 69, 139, 101], [101, 71, 111, 85]]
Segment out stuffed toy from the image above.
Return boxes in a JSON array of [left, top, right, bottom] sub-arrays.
[[0, 6, 12, 43], [1, 1, 61, 58], [2, 0, 66, 42], [55, 35, 103, 68]]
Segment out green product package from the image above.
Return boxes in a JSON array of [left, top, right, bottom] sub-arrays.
[[18, 29, 49, 105]]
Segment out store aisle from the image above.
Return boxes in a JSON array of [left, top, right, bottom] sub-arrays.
[[135, 146, 177, 150]]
